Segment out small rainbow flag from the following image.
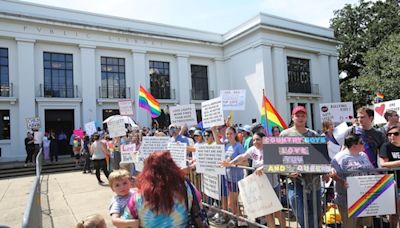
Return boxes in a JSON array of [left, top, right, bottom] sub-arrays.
[[348, 174, 395, 218], [261, 95, 288, 134], [138, 85, 161, 118]]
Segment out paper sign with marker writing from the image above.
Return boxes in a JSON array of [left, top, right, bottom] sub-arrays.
[[167, 143, 187, 168], [169, 104, 197, 127], [238, 173, 283, 221], [118, 100, 134, 116], [107, 118, 126, 138], [373, 99, 400, 125], [201, 97, 224, 128], [136, 137, 170, 171], [84, 121, 97, 136], [120, 144, 138, 164], [347, 174, 395, 218], [26, 117, 40, 130], [202, 174, 220, 200], [220, 89, 246, 110], [319, 102, 354, 124], [195, 144, 225, 175]]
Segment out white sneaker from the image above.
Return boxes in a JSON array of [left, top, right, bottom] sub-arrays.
[[211, 212, 219, 221]]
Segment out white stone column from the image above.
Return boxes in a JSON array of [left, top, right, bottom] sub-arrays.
[[16, 38, 36, 157], [329, 55, 340, 102], [176, 54, 190, 104], [317, 53, 331, 103], [79, 45, 97, 125], [214, 58, 226, 95], [132, 50, 150, 126], [254, 44, 275, 103], [272, 45, 289, 121]]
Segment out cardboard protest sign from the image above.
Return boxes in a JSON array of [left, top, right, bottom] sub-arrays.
[[136, 137, 170, 171], [195, 144, 225, 175], [333, 122, 350, 146], [238, 173, 283, 221], [347, 174, 396, 218], [319, 102, 354, 124], [374, 99, 400, 125], [169, 104, 197, 127], [263, 137, 330, 173], [120, 144, 138, 164], [201, 97, 224, 128], [118, 100, 134, 116], [26, 117, 40, 130], [202, 174, 220, 200], [107, 118, 126, 138], [84, 121, 97, 136], [220, 89, 246, 110], [167, 142, 187, 168]]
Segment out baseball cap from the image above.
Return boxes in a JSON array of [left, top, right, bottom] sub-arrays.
[[241, 125, 251, 133], [292, 106, 307, 115], [189, 127, 197, 132], [193, 130, 202, 136], [250, 123, 263, 134]]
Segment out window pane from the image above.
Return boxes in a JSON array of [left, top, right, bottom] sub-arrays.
[[43, 52, 50, 60], [0, 110, 10, 139], [118, 58, 125, 65], [0, 57, 8, 65], [66, 54, 73, 62]]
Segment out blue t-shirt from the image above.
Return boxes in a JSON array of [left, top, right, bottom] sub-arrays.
[[225, 142, 245, 182]]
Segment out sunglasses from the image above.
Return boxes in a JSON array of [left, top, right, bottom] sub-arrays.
[[204, 134, 210, 137], [387, 132, 400, 137]]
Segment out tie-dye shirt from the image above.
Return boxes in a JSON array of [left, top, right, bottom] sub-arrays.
[[122, 182, 193, 228]]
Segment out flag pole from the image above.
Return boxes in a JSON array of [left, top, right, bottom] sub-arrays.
[[262, 89, 269, 135]]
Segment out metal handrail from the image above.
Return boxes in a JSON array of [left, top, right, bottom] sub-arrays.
[[22, 149, 43, 228]]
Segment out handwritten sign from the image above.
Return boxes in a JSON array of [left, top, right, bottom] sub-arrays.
[[347, 174, 395, 217], [107, 118, 126, 138], [136, 137, 170, 172], [238, 173, 283, 221], [120, 144, 138, 164], [167, 143, 187, 168], [169, 104, 198, 127], [201, 97, 224, 128], [195, 144, 225, 175], [263, 137, 330, 173], [319, 102, 354, 124], [202, 174, 220, 200], [26, 117, 40, 130], [84, 121, 97, 136], [374, 99, 400, 125], [220, 89, 246, 110], [118, 100, 134, 116], [73, 129, 84, 139]]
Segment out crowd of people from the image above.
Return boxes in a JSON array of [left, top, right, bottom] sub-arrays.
[[33, 105, 399, 228]]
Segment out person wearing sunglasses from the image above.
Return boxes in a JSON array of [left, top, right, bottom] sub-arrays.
[[331, 133, 374, 227], [379, 125, 400, 227]]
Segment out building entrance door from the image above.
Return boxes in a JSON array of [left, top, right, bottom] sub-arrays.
[[45, 109, 74, 155]]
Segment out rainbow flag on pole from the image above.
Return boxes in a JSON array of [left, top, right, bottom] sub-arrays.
[[139, 85, 161, 118], [261, 95, 288, 134]]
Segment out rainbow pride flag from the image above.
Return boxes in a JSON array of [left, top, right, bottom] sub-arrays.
[[348, 174, 395, 218], [139, 85, 161, 118], [261, 95, 288, 134]]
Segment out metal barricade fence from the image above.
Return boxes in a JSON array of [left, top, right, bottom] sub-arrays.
[[22, 149, 43, 228], [187, 166, 400, 228]]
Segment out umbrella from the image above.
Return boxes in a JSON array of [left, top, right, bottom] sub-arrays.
[[103, 115, 139, 129]]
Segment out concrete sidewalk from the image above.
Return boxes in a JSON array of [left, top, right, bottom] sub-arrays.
[[0, 171, 113, 228]]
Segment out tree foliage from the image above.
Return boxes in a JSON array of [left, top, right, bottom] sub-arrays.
[[330, 0, 400, 106]]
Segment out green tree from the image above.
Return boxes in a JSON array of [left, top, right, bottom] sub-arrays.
[[330, 0, 400, 106]]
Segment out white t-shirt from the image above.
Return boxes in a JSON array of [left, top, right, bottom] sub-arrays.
[[245, 146, 263, 168]]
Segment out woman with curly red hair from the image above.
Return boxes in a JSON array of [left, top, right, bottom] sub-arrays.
[[124, 151, 195, 227]]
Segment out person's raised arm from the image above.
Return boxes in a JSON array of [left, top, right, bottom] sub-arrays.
[[111, 214, 139, 228]]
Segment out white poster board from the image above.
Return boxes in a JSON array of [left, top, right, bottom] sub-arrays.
[[107, 118, 126, 138], [167, 143, 187, 168], [195, 144, 225, 175], [347, 174, 396, 218], [136, 137, 170, 171], [201, 97, 224, 128], [202, 174, 220, 200], [220, 89, 246, 110], [374, 99, 400, 125], [33, 131, 43, 144], [118, 100, 134, 116], [26, 117, 40, 130], [120, 144, 138, 164], [319, 102, 354, 124], [169, 104, 198, 127], [84, 121, 97, 136], [238, 173, 283, 221]]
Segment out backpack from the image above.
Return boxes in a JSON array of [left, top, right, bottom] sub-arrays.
[[185, 179, 209, 228]]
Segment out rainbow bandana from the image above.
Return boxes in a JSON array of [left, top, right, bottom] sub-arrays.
[[348, 174, 395, 218]]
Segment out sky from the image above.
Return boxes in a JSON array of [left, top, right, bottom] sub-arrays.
[[21, 0, 359, 33]]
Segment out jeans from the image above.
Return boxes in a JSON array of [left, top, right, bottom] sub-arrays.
[[288, 181, 321, 228]]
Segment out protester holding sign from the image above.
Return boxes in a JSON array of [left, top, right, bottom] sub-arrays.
[[219, 132, 286, 228], [331, 133, 374, 227], [279, 106, 321, 228], [379, 125, 400, 227]]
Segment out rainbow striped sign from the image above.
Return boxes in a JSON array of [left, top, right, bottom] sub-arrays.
[[347, 174, 396, 218]]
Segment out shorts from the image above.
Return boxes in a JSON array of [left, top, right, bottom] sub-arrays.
[[74, 153, 81, 159], [221, 175, 239, 196]]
